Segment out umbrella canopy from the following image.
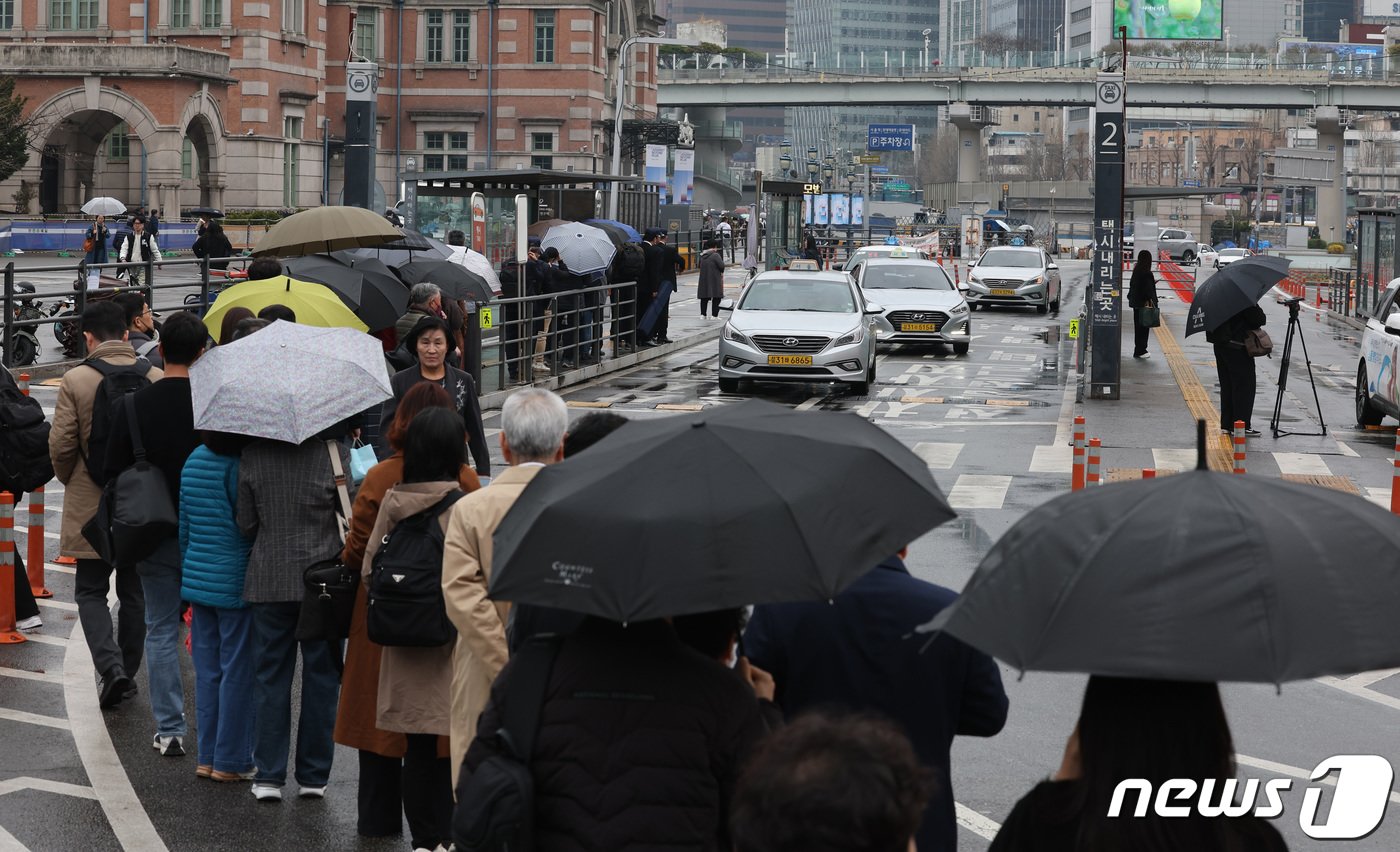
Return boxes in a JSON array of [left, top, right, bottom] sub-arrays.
[[581, 220, 634, 247], [251, 206, 405, 258], [585, 218, 643, 242], [282, 254, 409, 331], [203, 275, 368, 335], [541, 223, 617, 275], [923, 458, 1400, 685], [190, 320, 393, 445], [396, 259, 493, 302], [527, 218, 570, 238], [446, 246, 503, 295], [82, 197, 126, 216], [346, 237, 452, 270], [1185, 255, 1292, 337], [490, 400, 957, 623], [189, 207, 225, 219]]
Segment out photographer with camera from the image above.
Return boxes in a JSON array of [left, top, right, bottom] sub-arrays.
[[1207, 303, 1267, 436]]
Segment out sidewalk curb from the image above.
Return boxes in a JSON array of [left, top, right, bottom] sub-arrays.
[[478, 326, 721, 412]]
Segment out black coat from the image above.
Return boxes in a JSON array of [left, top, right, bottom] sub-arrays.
[[379, 365, 491, 477], [1127, 262, 1158, 309], [1206, 305, 1266, 346], [192, 231, 234, 270], [745, 556, 1009, 852], [464, 618, 767, 851]]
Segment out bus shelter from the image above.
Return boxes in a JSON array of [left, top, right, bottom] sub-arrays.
[[1356, 208, 1397, 317], [759, 179, 810, 270]]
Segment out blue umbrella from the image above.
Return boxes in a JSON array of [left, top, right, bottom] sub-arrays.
[[585, 218, 642, 242]]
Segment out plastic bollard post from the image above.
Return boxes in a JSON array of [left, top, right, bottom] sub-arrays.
[[1071, 415, 1086, 491], [1142, 469, 1156, 479], [0, 491, 24, 644], [1391, 428, 1400, 516], [1086, 438, 1101, 486], [27, 486, 49, 598], [17, 373, 29, 396], [1233, 420, 1247, 474]]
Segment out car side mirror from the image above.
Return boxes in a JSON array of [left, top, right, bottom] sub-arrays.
[[864, 303, 884, 314], [1046, 262, 1058, 270], [718, 298, 735, 311], [1386, 314, 1400, 336]]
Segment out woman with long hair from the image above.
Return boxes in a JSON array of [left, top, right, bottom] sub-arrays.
[[1128, 250, 1159, 359], [379, 315, 491, 478], [991, 677, 1287, 851], [336, 383, 479, 842]]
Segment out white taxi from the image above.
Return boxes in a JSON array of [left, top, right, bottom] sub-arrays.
[[1356, 278, 1400, 426]]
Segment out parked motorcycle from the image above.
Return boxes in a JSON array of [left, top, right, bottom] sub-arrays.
[[6, 284, 70, 367]]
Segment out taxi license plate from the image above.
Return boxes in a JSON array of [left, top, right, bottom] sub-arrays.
[[900, 322, 938, 332], [767, 355, 813, 366], [990, 288, 1017, 296]]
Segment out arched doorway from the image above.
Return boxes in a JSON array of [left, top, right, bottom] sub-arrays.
[[36, 110, 143, 215], [184, 116, 216, 207]]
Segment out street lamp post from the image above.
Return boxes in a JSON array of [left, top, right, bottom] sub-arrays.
[[1049, 187, 1057, 254], [780, 137, 794, 179], [608, 34, 699, 221], [845, 169, 856, 252]]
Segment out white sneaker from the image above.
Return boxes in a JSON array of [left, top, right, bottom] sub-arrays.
[[251, 784, 282, 802], [16, 615, 41, 631], [152, 735, 185, 757], [297, 785, 326, 799]]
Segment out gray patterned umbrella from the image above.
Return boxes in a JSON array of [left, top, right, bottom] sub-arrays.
[[189, 320, 392, 444], [541, 223, 617, 274]]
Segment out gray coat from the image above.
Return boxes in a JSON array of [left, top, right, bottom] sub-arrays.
[[697, 249, 726, 300], [238, 439, 351, 604]]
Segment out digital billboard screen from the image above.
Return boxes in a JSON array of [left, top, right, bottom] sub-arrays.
[[1114, 0, 1223, 40]]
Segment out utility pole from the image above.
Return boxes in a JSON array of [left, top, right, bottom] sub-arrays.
[[1252, 151, 1265, 249]]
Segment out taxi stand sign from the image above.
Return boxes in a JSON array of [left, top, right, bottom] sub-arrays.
[[1090, 71, 1126, 401]]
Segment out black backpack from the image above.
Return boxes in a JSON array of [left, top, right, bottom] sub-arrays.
[[453, 636, 562, 852], [0, 377, 53, 495], [366, 491, 465, 647], [83, 358, 153, 486], [617, 242, 646, 282]]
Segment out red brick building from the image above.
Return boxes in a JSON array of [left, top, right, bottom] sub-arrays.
[[1, 0, 662, 215]]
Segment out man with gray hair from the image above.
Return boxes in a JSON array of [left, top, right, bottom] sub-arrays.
[[394, 281, 443, 345], [441, 388, 568, 782]]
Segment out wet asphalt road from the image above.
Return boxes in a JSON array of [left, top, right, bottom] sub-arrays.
[[6, 258, 1400, 849]]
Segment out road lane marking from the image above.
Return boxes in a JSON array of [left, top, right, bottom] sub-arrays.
[[1030, 444, 1072, 473], [0, 707, 69, 730], [36, 599, 77, 612], [0, 777, 98, 800], [794, 397, 822, 411], [955, 802, 1001, 840], [947, 475, 1012, 510], [913, 442, 963, 469], [0, 667, 64, 684], [1343, 667, 1400, 688], [1237, 753, 1400, 805], [1271, 452, 1332, 476], [1151, 448, 1198, 472], [14, 633, 67, 647], [1366, 486, 1390, 508], [1336, 440, 1360, 458], [0, 824, 32, 852]]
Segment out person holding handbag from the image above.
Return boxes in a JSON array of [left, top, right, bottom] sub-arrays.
[[336, 383, 479, 841], [1128, 250, 1159, 360], [236, 422, 353, 802]]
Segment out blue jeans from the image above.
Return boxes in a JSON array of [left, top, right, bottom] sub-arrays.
[[137, 539, 186, 737], [577, 306, 597, 359], [251, 602, 341, 787], [191, 604, 256, 773]]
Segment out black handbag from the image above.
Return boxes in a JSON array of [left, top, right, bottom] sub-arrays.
[[81, 396, 177, 568], [294, 441, 357, 643]]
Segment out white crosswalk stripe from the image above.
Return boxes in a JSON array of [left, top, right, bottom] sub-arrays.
[[1151, 449, 1198, 472], [947, 474, 1012, 510], [913, 442, 963, 469], [1029, 444, 1072, 473], [1271, 452, 1333, 476]]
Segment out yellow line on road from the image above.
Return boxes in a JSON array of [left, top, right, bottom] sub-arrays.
[[1153, 323, 1231, 472]]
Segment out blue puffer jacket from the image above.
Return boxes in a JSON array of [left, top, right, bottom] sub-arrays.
[[180, 446, 253, 609]]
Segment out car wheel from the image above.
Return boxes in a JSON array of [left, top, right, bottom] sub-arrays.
[[1036, 302, 1049, 315], [1357, 361, 1386, 426], [953, 341, 970, 355], [1182, 250, 1196, 264], [718, 376, 741, 394]]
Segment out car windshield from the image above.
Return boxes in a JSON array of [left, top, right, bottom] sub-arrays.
[[739, 278, 857, 312], [862, 264, 954, 291], [1223, 249, 1248, 257], [978, 249, 1042, 268]]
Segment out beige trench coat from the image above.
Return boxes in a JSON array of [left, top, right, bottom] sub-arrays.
[[363, 480, 462, 736], [48, 339, 164, 558], [441, 463, 544, 784]]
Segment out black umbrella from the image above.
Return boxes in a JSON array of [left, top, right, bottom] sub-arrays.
[[923, 425, 1400, 685], [1185, 255, 1292, 337], [347, 233, 453, 269], [581, 220, 631, 248], [396, 258, 493, 303], [282, 254, 409, 331], [189, 207, 225, 218], [490, 400, 957, 623]]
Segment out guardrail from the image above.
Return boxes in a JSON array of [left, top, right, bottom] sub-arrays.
[[1328, 267, 1364, 319]]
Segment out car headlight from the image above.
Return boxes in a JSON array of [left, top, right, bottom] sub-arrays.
[[968, 272, 982, 284], [1025, 276, 1043, 286], [833, 325, 865, 347], [950, 302, 969, 314], [723, 324, 752, 347]]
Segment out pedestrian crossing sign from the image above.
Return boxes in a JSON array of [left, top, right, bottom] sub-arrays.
[[479, 308, 494, 329], [1069, 318, 1080, 340]]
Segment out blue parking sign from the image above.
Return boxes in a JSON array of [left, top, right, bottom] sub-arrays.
[[867, 124, 914, 151]]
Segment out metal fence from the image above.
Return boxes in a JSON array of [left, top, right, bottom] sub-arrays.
[[1328, 267, 1367, 320]]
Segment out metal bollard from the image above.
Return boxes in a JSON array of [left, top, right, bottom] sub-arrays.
[[27, 486, 49, 598], [1086, 438, 1102, 486], [1391, 428, 1400, 516], [1071, 415, 1086, 491], [1233, 420, 1247, 474], [0, 491, 24, 644]]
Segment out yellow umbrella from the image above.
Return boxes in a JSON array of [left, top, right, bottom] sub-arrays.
[[252, 206, 405, 257], [203, 275, 368, 337]]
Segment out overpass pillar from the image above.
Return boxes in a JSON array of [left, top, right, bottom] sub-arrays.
[[1311, 107, 1349, 248], [947, 103, 1000, 185]]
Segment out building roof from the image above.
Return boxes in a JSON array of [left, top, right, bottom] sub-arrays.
[[402, 167, 634, 187]]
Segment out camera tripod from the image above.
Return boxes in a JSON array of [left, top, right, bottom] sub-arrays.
[[1269, 298, 1327, 438]]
